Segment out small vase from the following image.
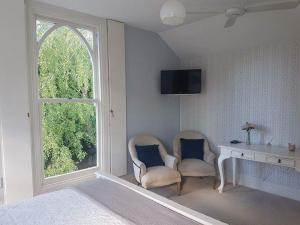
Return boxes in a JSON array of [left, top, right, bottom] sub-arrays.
[[246, 131, 251, 145]]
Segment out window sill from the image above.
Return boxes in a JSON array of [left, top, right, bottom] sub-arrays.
[[38, 167, 98, 195]]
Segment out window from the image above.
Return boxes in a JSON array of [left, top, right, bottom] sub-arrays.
[[33, 17, 101, 186]]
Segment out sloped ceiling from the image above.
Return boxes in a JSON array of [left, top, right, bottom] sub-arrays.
[[160, 7, 300, 60], [36, 0, 284, 32]]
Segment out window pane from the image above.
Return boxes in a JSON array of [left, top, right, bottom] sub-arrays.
[[36, 20, 55, 41], [42, 102, 97, 178], [77, 28, 93, 49], [38, 26, 94, 99]]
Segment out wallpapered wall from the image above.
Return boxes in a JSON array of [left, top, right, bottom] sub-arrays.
[[180, 40, 300, 200]]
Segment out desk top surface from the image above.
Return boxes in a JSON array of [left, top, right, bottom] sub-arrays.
[[218, 143, 300, 159]]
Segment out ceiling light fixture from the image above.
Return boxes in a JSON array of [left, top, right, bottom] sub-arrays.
[[160, 0, 186, 26]]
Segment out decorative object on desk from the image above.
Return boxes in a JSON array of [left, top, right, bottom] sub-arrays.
[[267, 137, 273, 146], [242, 122, 256, 145], [288, 143, 296, 152]]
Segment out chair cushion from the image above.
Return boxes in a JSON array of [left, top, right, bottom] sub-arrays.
[[141, 166, 181, 189], [178, 159, 216, 177], [135, 145, 164, 168], [180, 138, 204, 160]]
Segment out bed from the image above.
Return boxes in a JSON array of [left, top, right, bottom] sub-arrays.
[[0, 172, 226, 225]]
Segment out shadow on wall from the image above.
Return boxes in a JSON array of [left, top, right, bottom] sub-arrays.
[[125, 25, 180, 174]]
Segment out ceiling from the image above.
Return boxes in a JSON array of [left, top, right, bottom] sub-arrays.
[[160, 5, 300, 59], [35, 0, 287, 33]]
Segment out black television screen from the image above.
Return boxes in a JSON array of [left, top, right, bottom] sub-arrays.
[[161, 69, 201, 94]]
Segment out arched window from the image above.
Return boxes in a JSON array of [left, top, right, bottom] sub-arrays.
[[34, 19, 100, 179]]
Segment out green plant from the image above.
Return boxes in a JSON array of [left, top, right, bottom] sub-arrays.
[[39, 26, 96, 177]]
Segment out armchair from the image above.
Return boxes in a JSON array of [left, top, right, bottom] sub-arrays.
[[128, 135, 181, 193], [173, 131, 217, 188]]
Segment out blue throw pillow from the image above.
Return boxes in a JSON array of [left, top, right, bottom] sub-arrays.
[[135, 145, 164, 168], [180, 139, 204, 160]]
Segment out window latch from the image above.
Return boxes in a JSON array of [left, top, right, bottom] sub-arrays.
[[110, 109, 115, 118]]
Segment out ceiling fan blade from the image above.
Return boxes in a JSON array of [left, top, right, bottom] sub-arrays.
[[246, 1, 300, 13], [224, 16, 238, 28], [187, 11, 223, 15]]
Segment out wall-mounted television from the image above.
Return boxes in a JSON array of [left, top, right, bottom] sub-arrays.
[[161, 69, 201, 95]]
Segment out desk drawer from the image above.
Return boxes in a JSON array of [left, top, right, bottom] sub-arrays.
[[266, 156, 295, 168], [231, 150, 254, 160], [255, 153, 266, 162]]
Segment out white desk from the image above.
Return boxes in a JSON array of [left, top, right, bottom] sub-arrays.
[[217, 143, 300, 193]]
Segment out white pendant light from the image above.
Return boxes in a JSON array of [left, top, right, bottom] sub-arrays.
[[160, 0, 186, 26]]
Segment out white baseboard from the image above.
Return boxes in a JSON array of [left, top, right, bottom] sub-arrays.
[[97, 172, 227, 225], [227, 174, 300, 202]]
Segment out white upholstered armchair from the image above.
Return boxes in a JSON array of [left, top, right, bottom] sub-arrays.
[[173, 131, 217, 188], [128, 135, 181, 192]]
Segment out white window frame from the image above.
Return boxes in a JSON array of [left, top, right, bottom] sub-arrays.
[[27, 2, 110, 194]]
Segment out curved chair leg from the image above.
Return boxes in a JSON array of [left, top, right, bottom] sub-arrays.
[[177, 182, 181, 195], [213, 176, 218, 189]]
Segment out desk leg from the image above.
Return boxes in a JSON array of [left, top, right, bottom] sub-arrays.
[[218, 154, 230, 193], [232, 158, 237, 187]]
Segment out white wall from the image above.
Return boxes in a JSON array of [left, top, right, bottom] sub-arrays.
[[0, 0, 34, 203]]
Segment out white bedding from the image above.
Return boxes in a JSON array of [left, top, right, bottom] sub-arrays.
[[0, 189, 133, 225]]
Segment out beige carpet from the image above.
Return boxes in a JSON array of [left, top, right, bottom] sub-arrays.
[[123, 176, 300, 225]]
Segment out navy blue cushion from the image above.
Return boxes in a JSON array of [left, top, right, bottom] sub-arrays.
[[180, 139, 204, 160], [135, 145, 164, 168]]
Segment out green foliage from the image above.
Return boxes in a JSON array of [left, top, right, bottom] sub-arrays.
[[38, 26, 96, 177], [36, 20, 54, 41]]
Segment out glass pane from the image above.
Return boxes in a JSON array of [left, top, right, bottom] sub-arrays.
[[38, 26, 94, 99], [36, 20, 55, 41], [77, 28, 93, 49], [42, 102, 97, 178]]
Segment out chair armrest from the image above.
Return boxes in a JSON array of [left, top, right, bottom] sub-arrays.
[[164, 154, 178, 170], [132, 159, 146, 184], [173, 151, 181, 163], [205, 151, 216, 166]]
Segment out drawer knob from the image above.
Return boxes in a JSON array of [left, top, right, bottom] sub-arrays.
[[278, 159, 281, 163]]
